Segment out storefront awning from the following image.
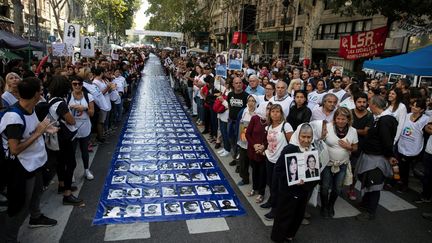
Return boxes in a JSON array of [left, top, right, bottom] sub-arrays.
[[0, 30, 45, 51]]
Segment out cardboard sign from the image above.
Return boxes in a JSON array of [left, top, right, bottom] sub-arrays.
[[80, 36, 96, 57], [64, 23, 80, 46]]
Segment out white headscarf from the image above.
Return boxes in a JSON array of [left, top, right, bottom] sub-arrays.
[[247, 94, 260, 110], [289, 122, 315, 151], [255, 101, 269, 119], [309, 120, 326, 143]]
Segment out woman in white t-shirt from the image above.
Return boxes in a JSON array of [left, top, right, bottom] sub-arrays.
[[69, 76, 95, 180], [322, 107, 358, 218], [261, 104, 293, 213], [397, 99, 429, 191], [92, 67, 112, 142], [308, 79, 327, 110], [385, 88, 407, 144]]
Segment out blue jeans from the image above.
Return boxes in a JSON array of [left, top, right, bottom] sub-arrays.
[[228, 120, 238, 158], [195, 97, 205, 122], [114, 101, 123, 123], [219, 120, 230, 152], [321, 164, 347, 197]]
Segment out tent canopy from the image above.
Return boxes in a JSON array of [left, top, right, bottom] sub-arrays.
[[0, 30, 45, 51], [363, 45, 432, 76]]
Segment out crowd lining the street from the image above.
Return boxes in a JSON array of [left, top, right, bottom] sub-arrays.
[[164, 50, 432, 242], [0, 48, 147, 242]]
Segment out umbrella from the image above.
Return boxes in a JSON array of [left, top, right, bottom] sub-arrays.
[[187, 47, 207, 53]]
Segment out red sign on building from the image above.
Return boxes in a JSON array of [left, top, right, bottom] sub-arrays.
[[338, 26, 388, 60], [232, 32, 248, 44]]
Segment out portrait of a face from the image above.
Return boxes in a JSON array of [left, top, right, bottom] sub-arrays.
[[183, 201, 201, 214], [164, 202, 181, 215], [103, 206, 121, 218], [144, 204, 162, 216], [124, 205, 141, 217], [108, 189, 124, 199], [201, 201, 219, 212]]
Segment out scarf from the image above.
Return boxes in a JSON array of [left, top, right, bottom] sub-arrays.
[[334, 124, 349, 139]]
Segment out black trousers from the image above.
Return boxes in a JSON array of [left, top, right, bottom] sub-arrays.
[[238, 147, 250, 183], [362, 191, 380, 215], [271, 183, 309, 241], [57, 138, 76, 191], [251, 159, 266, 196], [266, 159, 278, 208]]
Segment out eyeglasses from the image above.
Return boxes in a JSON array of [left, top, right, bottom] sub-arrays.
[[72, 82, 83, 86]]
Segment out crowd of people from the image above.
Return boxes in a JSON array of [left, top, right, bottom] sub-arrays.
[[0, 48, 147, 242], [166, 51, 432, 242]]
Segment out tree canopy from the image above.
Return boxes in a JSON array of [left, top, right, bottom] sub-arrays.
[[145, 0, 210, 33]]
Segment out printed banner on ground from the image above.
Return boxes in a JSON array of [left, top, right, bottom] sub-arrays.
[[93, 57, 245, 225], [338, 26, 388, 60]]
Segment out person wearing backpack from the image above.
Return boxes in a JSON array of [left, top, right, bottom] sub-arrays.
[[0, 77, 57, 242], [48, 76, 83, 206], [68, 76, 95, 180]]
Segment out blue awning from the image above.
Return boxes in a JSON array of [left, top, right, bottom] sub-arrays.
[[0, 30, 45, 51], [363, 45, 432, 76]]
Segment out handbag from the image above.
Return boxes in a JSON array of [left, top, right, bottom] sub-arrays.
[[45, 133, 60, 151], [344, 162, 353, 186], [212, 95, 227, 113]]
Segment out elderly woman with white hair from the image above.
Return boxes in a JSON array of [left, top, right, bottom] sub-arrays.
[[287, 78, 302, 97], [2, 72, 21, 107], [271, 123, 319, 243]]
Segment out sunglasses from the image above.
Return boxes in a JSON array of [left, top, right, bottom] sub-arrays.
[[72, 82, 83, 86]]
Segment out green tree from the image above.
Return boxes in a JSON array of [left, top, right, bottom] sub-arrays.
[[145, 0, 209, 33], [87, 0, 140, 43]]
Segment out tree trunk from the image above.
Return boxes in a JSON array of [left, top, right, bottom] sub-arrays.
[[12, 0, 24, 35], [302, 0, 325, 63]]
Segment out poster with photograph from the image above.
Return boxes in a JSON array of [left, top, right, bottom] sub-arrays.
[[73, 52, 81, 64], [102, 44, 111, 56], [52, 43, 66, 57], [228, 49, 244, 70], [64, 23, 80, 46], [65, 43, 74, 57], [215, 64, 227, 78], [180, 46, 187, 57], [285, 150, 320, 186], [80, 36, 96, 57], [111, 52, 119, 61]]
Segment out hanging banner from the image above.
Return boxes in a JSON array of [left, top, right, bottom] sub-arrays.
[[64, 23, 80, 46], [338, 26, 388, 60], [232, 32, 248, 45], [93, 61, 245, 224], [80, 36, 96, 57], [228, 49, 243, 71]]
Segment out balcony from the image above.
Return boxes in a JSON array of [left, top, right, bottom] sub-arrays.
[[281, 17, 293, 26], [263, 20, 275, 28]]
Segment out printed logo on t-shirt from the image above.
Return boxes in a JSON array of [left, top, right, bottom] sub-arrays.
[[402, 126, 413, 137], [229, 97, 244, 107]]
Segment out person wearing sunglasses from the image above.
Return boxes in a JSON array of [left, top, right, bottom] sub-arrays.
[[68, 76, 95, 180], [328, 76, 346, 104]]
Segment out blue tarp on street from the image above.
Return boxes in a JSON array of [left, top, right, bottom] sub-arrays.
[[363, 45, 432, 76], [93, 55, 245, 225]]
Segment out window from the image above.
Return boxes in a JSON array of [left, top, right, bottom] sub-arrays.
[[295, 27, 303, 41], [322, 24, 336, 40], [298, 3, 304, 15]]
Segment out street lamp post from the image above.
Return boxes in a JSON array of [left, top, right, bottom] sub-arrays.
[[281, 0, 290, 58]]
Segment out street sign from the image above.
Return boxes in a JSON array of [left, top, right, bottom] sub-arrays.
[[48, 35, 56, 42]]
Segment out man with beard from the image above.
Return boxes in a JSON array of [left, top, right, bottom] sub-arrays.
[[347, 92, 373, 200]]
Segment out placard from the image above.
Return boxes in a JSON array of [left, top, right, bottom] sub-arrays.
[[102, 44, 112, 56], [180, 46, 187, 57], [80, 36, 96, 57], [228, 49, 243, 70], [64, 23, 80, 46], [52, 43, 66, 57], [285, 150, 320, 186]]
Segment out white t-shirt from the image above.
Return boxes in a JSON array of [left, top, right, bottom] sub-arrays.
[[83, 82, 110, 111], [425, 117, 432, 154], [339, 97, 355, 110], [112, 76, 126, 94], [269, 95, 293, 118], [325, 123, 358, 164], [68, 93, 94, 138], [329, 89, 346, 103], [385, 103, 407, 143], [0, 110, 47, 172], [265, 122, 294, 163], [311, 105, 335, 122], [308, 91, 327, 110], [93, 79, 112, 111], [397, 113, 429, 156]]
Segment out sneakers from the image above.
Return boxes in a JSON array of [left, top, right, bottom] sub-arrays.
[[229, 160, 237, 166], [217, 149, 226, 154], [220, 150, 230, 157], [347, 189, 357, 201], [63, 194, 84, 206], [85, 169, 94, 180], [29, 214, 57, 228], [414, 197, 432, 204], [264, 211, 274, 221]]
